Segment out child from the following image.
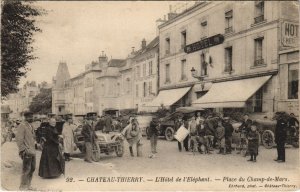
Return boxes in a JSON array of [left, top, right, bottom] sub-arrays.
[[216, 120, 226, 155], [247, 122, 259, 162]]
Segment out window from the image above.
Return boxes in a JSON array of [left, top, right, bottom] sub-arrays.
[[136, 84, 139, 97], [225, 46, 233, 72], [200, 21, 208, 39], [225, 10, 233, 33], [149, 61, 153, 75], [143, 82, 147, 97], [254, 37, 264, 66], [149, 81, 152, 95], [165, 38, 170, 54], [143, 63, 146, 77], [181, 31, 187, 49], [165, 64, 170, 83], [181, 59, 187, 80], [136, 66, 141, 78], [254, 1, 264, 24], [288, 64, 298, 99], [200, 53, 207, 76]]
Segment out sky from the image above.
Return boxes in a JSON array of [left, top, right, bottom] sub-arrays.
[[20, 1, 194, 87]]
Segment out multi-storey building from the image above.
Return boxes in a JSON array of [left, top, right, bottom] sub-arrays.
[[6, 81, 40, 118], [133, 37, 159, 112], [156, 1, 299, 116]]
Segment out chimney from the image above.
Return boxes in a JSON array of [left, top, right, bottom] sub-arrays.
[[156, 17, 167, 35], [141, 39, 146, 49], [98, 51, 108, 68]]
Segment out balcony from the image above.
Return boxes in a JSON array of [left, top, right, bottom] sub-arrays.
[[254, 58, 264, 66], [225, 26, 233, 34], [254, 15, 264, 24]]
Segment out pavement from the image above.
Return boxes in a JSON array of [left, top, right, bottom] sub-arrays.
[[1, 137, 300, 191]]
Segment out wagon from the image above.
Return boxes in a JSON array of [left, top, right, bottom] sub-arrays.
[[74, 128, 124, 162]]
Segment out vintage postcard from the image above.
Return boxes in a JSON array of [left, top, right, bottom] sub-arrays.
[[1, 1, 299, 191]]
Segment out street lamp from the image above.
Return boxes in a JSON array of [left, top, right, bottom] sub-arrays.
[[191, 67, 205, 91]]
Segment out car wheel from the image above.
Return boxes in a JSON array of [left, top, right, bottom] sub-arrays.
[[165, 127, 175, 141], [262, 130, 275, 149], [115, 137, 124, 157], [91, 142, 101, 162]]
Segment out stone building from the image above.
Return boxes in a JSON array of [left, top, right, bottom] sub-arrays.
[[157, 1, 299, 116], [133, 37, 159, 112]]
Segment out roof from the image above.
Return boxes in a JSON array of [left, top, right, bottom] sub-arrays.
[[133, 36, 159, 58], [108, 59, 126, 67]]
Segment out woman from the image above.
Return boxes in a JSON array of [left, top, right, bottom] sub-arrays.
[[39, 118, 65, 178], [247, 122, 259, 162], [122, 119, 142, 157]]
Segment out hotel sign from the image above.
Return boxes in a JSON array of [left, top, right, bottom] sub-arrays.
[[184, 34, 224, 54], [281, 21, 299, 48]]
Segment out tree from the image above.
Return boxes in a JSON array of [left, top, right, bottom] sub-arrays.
[[1, 0, 45, 98], [29, 88, 52, 114]]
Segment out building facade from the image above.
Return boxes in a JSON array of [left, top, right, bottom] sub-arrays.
[[156, 1, 299, 116], [133, 37, 159, 112]]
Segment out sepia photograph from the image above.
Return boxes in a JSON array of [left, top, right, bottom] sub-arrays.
[[1, 0, 299, 191]]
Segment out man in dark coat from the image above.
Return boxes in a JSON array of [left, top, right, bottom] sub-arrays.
[[103, 114, 113, 133], [149, 117, 160, 154], [38, 118, 65, 178], [81, 115, 98, 163], [16, 111, 37, 190], [274, 112, 288, 163], [223, 117, 234, 154]]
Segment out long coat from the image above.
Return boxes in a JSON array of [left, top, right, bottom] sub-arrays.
[[62, 123, 77, 153], [39, 125, 65, 178], [103, 116, 113, 132], [248, 130, 259, 154], [81, 124, 97, 143], [275, 118, 287, 144], [122, 123, 142, 146]]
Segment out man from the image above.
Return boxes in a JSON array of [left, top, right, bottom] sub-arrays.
[[238, 114, 252, 155], [103, 114, 113, 133], [288, 113, 299, 136], [148, 117, 160, 154], [81, 114, 98, 163], [223, 117, 234, 154], [274, 112, 288, 163], [15, 111, 36, 190], [62, 114, 77, 161]]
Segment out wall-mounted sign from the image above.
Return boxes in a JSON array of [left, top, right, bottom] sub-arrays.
[[184, 34, 224, 54], [281, 21, 299, 48]]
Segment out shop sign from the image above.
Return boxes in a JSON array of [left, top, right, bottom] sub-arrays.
[[184, 34, 224, 54], [281, 21, 299, 48]]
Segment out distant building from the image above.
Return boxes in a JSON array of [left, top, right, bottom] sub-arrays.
[[133, 37, 159, 112]]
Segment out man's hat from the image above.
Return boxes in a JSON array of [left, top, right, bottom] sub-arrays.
[[23, 111, 33, 117], [65, 114, 73, 120], [251, 121, 259, 127], [85, 113, 97, 120]]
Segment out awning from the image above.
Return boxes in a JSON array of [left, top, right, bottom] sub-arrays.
[[147, 87, 191, 107], [192, 75, 272, 108]]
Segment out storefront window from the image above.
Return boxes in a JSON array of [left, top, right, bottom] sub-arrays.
[[288, 64, 298, 99]]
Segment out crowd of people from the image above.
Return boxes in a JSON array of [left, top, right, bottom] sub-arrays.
[[6, 109, 299, 190]]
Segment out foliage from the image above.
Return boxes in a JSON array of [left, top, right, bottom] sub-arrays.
[[1, 0, 44, 98], [29, 88, 52, 114]]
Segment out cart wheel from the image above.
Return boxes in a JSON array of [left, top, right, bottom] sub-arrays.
[[115, 137, 124, 157], [91, 142, 101, 162], [262, 130, 275, 149], [165, 127, 175, 141]]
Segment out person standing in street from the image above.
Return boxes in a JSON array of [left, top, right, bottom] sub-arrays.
[[216, 119, 226, 155], [16, 111, 36, 190], [62, 114, 77, 161], [103, 114, 113, 133], [247, 121, 259, 162], [38, 118, 65, 178], [81, 114, 98, 163], [274, 112, 288, 163], [148, 117, 160, 154], [238, 114, 252, 155], [223, 117, 234, 154]]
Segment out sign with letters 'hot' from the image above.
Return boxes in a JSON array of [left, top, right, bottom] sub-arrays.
[[281, 21, 299, 48], [184, 34, 224, 54]]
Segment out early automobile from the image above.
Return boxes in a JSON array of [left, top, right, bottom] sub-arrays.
[[158, 107, 205, 141], [73, 127, 124, 162]]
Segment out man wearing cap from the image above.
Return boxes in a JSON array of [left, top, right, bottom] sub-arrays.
[[81, 114, 98, 163], [15, 111, 36, 190], [62, 114, 77, 161]]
